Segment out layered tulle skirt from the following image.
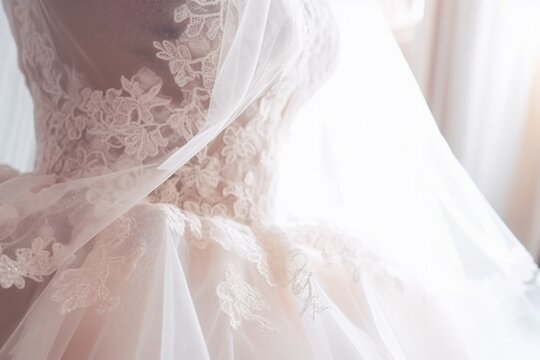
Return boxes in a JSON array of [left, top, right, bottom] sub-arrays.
[[2, 199, 540, 360]]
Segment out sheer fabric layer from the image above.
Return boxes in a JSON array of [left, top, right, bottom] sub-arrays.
[[0, 203, 472, 360], [0, 0, 328, 288]]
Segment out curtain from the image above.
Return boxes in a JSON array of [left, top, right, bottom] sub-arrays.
[[0, 6, 34, 172], [410, 0, 540, 258], [507, 62, 540, 257]]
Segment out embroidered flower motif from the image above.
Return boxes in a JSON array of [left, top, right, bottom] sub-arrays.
[[154, 40, 197, 88], [62, 147, 108, 179], [201, 50, 219, 89], [152, 179, 181, 205], [221, 125, 257, 165], [177, 150, 221, 197], [217, 264, 275, 333], [222, 171, 266, 222], [0, 237, 64, 289], [168, 104, 207, 141], [183, 200, 228, 217], [174, 1, 224, 40], [79, 87, 106, 114], [64, 114, 87, 141], [0, 253, 26, 289], [122, 122, 169, 161], [118, 76, 170, 125]]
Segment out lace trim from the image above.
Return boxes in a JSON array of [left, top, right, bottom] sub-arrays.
[[217, 264, 276, 333]]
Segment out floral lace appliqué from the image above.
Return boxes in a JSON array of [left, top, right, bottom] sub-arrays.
[[217, 264, 276, 333], [0, 236, 64, 289], [296, 226, 405, 291]]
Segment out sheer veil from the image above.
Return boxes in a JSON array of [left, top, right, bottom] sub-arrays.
[[278, 0, 540, 288], [0, 0, 299, 278], [1, 0, 540, 358], [277, 0, 540, 356]]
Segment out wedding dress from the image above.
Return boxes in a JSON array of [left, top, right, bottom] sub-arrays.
[[1, 0, 540, 359]]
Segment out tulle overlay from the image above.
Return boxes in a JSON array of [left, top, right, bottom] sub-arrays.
[[2, 0, 540, 359], [1, 170, 540, 360]]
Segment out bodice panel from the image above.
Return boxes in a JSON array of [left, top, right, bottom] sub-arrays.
[[2, 0, 338, 223]]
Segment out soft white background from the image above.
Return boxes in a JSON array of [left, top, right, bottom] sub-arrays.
[[0, 6, 34, 172], [387, 0, 540, 258]]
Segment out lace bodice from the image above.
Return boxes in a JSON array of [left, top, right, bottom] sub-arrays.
[[3, 0, 338, 223]]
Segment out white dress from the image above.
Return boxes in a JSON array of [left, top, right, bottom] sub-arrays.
[[1, 0, 540, 359]]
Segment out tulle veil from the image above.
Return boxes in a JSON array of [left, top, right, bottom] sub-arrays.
[[1, 0, 540, 358]]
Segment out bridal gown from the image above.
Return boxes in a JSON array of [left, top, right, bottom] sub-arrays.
[[1, 0, 540, 359]]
